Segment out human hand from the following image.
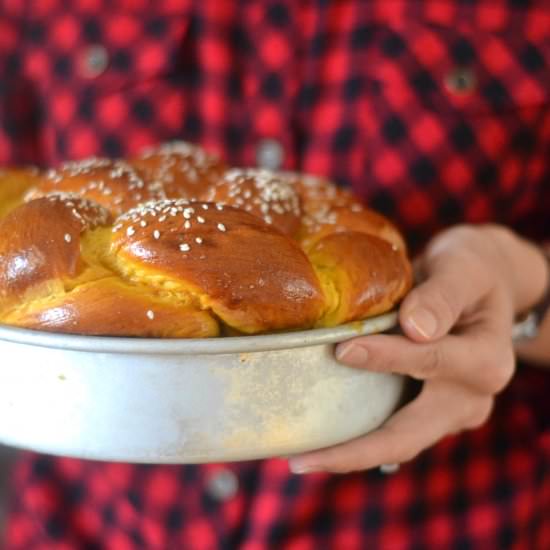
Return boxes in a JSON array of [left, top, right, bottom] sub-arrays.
[[289, 224, 548, 474]]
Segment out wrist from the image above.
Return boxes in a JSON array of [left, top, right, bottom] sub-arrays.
[[482, 224, 549, 314]]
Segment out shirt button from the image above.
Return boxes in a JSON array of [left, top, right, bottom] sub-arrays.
[[379, 463, 400, 475], [256, 138, 285, 170], [81, 44, 109, 78], [444, 67, 477, 96], [205, 469, 239, 502]]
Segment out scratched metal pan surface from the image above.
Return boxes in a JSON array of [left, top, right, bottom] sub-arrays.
[[0, 312, 404, 464]]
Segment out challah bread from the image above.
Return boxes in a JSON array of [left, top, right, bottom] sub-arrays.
[[24, 142, 226, 216], [23, 159, 150, 216], [0, 194, 219, 337], [204, 168, 302, 237], [296, 175, 406, 251], [130, 141, 227, 201], [308, 232, 411, 326], [0, 194, 111, 300], [111, 199, 325, 333], [0, 141, 412, 337]]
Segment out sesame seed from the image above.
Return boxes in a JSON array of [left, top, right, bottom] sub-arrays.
[[217, 223, 226, 232], [127, 226, 135, 237], [197, 216, 205, 223], [146, 310, 155, 320], [71, 208, 83, 221], [64, 233, 72, 243], [195, 237, 203, 244], [153, 230, 161, 239], [184, 220, 191, 229], [140, 220, 147, 227], [202, 204, 209, 210], [179, 243, 191, 252]]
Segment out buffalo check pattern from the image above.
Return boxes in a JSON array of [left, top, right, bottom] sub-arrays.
[[1, 1, 550, 548]]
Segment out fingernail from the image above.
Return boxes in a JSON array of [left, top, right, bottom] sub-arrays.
[[288, 460, 319, 474], [408, 307, 438, 339], [335, 344, 368, 366]]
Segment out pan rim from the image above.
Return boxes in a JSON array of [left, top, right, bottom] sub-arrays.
[[0, 312, 398, 355]]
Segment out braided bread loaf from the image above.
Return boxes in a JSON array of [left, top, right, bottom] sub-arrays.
[[0, 142, 412, 337]]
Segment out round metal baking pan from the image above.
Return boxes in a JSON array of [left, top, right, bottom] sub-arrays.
[[0, 312, 404, 463]]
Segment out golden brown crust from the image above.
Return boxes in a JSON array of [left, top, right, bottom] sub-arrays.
[[3, 277, 219, 337], [294, 174, 406, 252], [308, 231, 413, 326], [0, 194, 111, 301], [25, 142, 227, 216], [129, 141, 226, 202], [25, 158, 150, 216], [0, 143, 412, 337], [300, 205, 406, 252], [111, 200, 325, 333], [204, 169, 302, 236], [294, 174, 359, 222]]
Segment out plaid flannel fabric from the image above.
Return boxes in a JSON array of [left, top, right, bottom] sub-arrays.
[[1, 1, 549, 548]]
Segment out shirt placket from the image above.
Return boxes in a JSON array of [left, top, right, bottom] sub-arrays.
[[237, 1, 301, 172]]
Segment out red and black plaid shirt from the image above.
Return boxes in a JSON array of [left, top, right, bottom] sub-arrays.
[[2, 1, 550, 548]]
